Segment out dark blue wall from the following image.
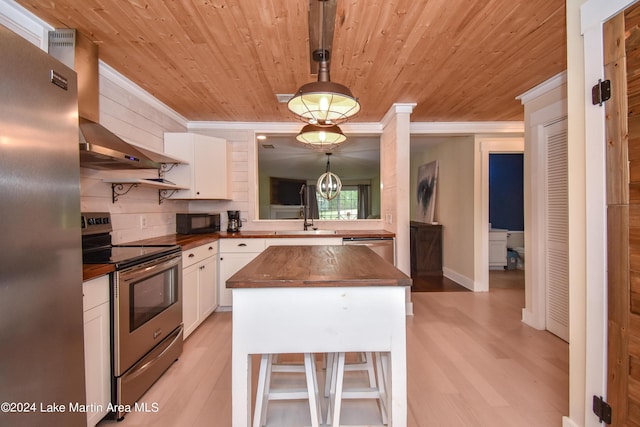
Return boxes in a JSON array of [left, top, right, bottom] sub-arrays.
[[489, 153, 524, 231]]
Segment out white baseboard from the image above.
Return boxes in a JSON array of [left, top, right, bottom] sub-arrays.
[[562, 416, 580, 427], [522, 307, 545, 330], [443, 267, 475, 291], [405, 301, 414, 316]]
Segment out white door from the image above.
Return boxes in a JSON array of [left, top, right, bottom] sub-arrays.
[[544, 118, 569, 341]]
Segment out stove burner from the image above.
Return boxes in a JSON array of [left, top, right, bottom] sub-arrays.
[[81, 212, 181, 269], [82, 245, 181, 269]]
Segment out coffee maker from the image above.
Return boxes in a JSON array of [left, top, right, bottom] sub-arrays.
[[227, 210, 241, 232]]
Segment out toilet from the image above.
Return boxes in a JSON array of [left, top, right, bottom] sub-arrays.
[[514, 247, 525, 269]]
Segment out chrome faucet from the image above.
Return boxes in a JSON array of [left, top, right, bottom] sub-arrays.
[[299, 184, 314, 231]]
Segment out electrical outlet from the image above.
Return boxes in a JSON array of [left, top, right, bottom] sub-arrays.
[[140, 215, 147, 228]]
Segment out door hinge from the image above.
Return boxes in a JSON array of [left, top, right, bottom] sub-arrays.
[[592, 79, 611, 106], [593, 395, 612, 424]]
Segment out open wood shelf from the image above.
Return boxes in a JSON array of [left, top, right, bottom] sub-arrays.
[[103, 178, 189, 204]]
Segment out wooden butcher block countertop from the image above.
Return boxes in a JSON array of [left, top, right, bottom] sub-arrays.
[[227, 245, 411, 289], [83, 230, 394, 281]]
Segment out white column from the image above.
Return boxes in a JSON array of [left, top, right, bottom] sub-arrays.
[[381, 103, 416, 314]]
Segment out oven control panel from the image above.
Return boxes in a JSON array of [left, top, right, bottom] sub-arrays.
[[81, 212, 113, 235]]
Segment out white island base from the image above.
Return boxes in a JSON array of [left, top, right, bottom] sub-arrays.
[[231, 286, 407, 426]]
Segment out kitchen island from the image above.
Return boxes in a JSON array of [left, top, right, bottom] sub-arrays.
[[227, 245, 412, 426]]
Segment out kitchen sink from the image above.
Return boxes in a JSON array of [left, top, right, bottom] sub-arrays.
[[273, 230, 338, 235]]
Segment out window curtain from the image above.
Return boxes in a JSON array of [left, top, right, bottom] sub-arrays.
[[357, 184, 371, 219], [309, 184, 320, 219]]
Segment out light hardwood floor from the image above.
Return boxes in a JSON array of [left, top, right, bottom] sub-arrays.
[[98, 278, 568, 427]]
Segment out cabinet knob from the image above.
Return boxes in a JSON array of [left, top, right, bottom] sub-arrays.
[[208, 246, 213, 250], [188, 253, 195, 258]]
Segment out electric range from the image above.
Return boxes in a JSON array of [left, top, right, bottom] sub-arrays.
[[81, 212, 183, 421]]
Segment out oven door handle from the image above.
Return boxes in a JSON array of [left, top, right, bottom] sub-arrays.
[[120, 255, 181, 284]]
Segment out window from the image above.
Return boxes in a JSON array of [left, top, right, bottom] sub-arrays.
[[317, 186, 359, 220]]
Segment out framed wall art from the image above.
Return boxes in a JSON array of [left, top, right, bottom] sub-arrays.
[[416, 160, 439, 223]]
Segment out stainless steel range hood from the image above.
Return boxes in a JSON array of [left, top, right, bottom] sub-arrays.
[[49, 29, 160, 170], [77, 117, 159, 169]]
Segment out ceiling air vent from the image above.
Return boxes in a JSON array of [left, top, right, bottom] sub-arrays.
[[275, 94, 293, 103]]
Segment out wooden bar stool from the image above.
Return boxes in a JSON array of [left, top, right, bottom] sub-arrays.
[[253, 353, 322, 427], [326, 352, 389, 427], [324, 352, 377, 398]]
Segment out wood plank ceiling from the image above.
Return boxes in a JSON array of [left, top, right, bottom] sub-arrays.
[[15, 0, 566, 123]]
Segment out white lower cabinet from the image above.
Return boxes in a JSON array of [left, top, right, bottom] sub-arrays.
[[218, 239, 265, 307], [198, 255, 217, 319], [182, 243, 218, 339], [82, 275, 110, 427]]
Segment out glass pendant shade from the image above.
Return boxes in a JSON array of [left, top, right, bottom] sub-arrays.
[[296, 123, 346, 151]]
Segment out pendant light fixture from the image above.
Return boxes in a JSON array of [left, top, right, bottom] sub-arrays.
[[287, 0, 360, 127], [317, 153, 342, 200], [296, 123, 346, 151]]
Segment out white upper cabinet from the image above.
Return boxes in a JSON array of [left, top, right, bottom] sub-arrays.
[[164, 132, 232, 199]]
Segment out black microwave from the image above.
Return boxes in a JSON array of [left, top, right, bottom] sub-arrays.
[[176, 213, 220, 234]]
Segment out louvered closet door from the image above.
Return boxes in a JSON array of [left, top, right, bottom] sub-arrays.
[[545, 118, 569, 342]]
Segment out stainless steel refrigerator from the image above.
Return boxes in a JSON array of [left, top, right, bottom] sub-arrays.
[[0, 25, 87, 426]]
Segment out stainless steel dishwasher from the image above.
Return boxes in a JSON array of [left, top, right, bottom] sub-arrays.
[[342, 237, 395, 265]]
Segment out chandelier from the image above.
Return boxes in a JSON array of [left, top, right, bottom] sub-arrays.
[[317, 153, 342, 200]]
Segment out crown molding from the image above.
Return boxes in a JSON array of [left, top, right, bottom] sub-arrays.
[[410, 121, 524, 134], [188, 121, 383, 134], [99, 61, 189, 128], [516, 71, 567, 105], [0, 0, 52, 49]]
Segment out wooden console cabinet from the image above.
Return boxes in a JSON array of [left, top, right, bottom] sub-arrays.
[[410, 221, 443, 276]]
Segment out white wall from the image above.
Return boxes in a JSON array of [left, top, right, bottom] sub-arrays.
[[79, 62, 189, 243], [410, 136, 476, 288]]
